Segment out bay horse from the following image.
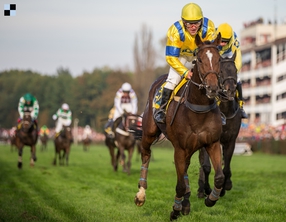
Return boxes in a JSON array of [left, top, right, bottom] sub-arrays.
[[40, 133, 49, 151], [14, 111, 38, 169], [134, 33, 224, 220], [53, 126, 73, 166], [198, 51, 242, 198], [82, 137, 92, 151], [104, 112, 138, 175]]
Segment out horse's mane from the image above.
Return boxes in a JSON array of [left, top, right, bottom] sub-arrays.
[[202, 40, 212, 44]]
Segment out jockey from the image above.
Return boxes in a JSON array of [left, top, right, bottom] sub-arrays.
[[105, 82, 138, 138], [39, 125, 50, 136], [52, 103, 72, 137], [216, 23, 248, 119], [113, 82, 138, 120], [83, 125, 92, 140], [18, 93, 39, 129], [154, 3, 217, 123]]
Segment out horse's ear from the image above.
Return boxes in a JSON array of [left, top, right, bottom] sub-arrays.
[[213, 32, 221, 46], [231, 50, 237, 61], [195, 34, 203, 47]]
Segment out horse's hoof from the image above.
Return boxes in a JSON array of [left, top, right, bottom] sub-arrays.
[[181, 206, 190, 215], [134, 196, 145, 207], [18, 162, 22, 169], [197, 191, 205, 199], [220, 189, 226, 197], [205, 197, 217, 207], [225, 180, 232, 191], [170, 210, 181, 221]]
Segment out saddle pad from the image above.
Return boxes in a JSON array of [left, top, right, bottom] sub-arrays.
[[152, 78, 188, 110]]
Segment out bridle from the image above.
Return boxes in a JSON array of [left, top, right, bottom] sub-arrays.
[[218, 58, 238, 101], [191, 45, 221, 90]]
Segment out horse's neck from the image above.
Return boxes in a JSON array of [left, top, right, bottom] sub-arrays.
[[219, 100, 238, 115], [188, 74, 214, 105]]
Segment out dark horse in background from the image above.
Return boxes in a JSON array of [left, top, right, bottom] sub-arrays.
[[53, 126, 73, 166], [198, 51, 242, 198], [14, 111, 38, 169], [134, 34, 225, 220], [40, 133, 49, 151], [82, 137, 92, 151], [104, 112, 140, 175]]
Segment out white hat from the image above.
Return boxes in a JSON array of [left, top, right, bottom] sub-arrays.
[[62, 103, 69, 110], [121, 82, 132, 91]]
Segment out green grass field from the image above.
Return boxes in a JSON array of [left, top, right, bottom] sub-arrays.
[[0, 141, 285, 222]]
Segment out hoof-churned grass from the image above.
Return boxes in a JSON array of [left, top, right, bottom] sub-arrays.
[[0, 142, 285, 222]]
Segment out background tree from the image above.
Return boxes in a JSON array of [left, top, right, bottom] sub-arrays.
[[133, 24, 157, 113]]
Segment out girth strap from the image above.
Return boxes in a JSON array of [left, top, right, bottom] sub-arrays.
[[185, 100, 217, 113]]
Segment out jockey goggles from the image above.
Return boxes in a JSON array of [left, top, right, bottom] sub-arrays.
[[183, 19, 202, 28], [221, 38, 230, 43]]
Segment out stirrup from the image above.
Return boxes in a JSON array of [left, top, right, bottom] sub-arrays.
[[221, 116, 226, 125]]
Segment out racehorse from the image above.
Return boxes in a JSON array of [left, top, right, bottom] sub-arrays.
[[197, 51, 242, 198], [82, 137, 92, 151], [134, 33, 224, 220], [14, 111, 38, 169], [40, 133, 49, 151], [104, 112, 139, 175], [53, 126, 73, 166]]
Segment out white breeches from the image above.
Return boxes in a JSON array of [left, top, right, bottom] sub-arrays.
[[55, 118, 71, 133], [113, 103, 133, 120]]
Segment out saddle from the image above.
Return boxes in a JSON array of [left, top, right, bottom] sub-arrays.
[[153, 78, 188, 112]]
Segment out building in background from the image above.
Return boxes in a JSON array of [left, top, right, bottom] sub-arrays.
[[240, 17, 286, 128]]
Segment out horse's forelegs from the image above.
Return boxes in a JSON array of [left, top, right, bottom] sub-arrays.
[[18, 148, 23, 169], [205, 142, 224, 207], [134, 139, 152, 207], [222, 143, 235, 193], [198, 148, 212, 198], [30, 145, 36, 167], [170, 148, 187, 221], [181, 173, 191, 215], [126, 147, 134, 175], [65, 152, 69, 166]]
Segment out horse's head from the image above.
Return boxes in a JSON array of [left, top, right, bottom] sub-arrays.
[[21, 111, 33, 132], [194, 33, 221, 98], [61, 126, 73, 140], [219, 51, 238, 100]]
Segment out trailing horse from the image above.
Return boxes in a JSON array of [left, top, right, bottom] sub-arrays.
[[82, 137, 92, 151], [14, 111, 38, 169], [198, 52, 242, 198], [53, 126, 73, 166], [40, 133, 49, 151], [104, 112, 140, 175], [134, 33, 225, 220]]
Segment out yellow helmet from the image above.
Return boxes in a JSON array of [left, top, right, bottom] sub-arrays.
[[181, 3, 203, 22], [217, 23, 233, 41]]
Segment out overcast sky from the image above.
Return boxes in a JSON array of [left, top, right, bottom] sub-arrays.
[[1, 0, 286, 76]]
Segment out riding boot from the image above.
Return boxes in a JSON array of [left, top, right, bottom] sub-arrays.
[[33, 119, 38, 131], [104, 119, 115, 138], [237, 82, 248, 119], [154, 88, 173, 124]]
